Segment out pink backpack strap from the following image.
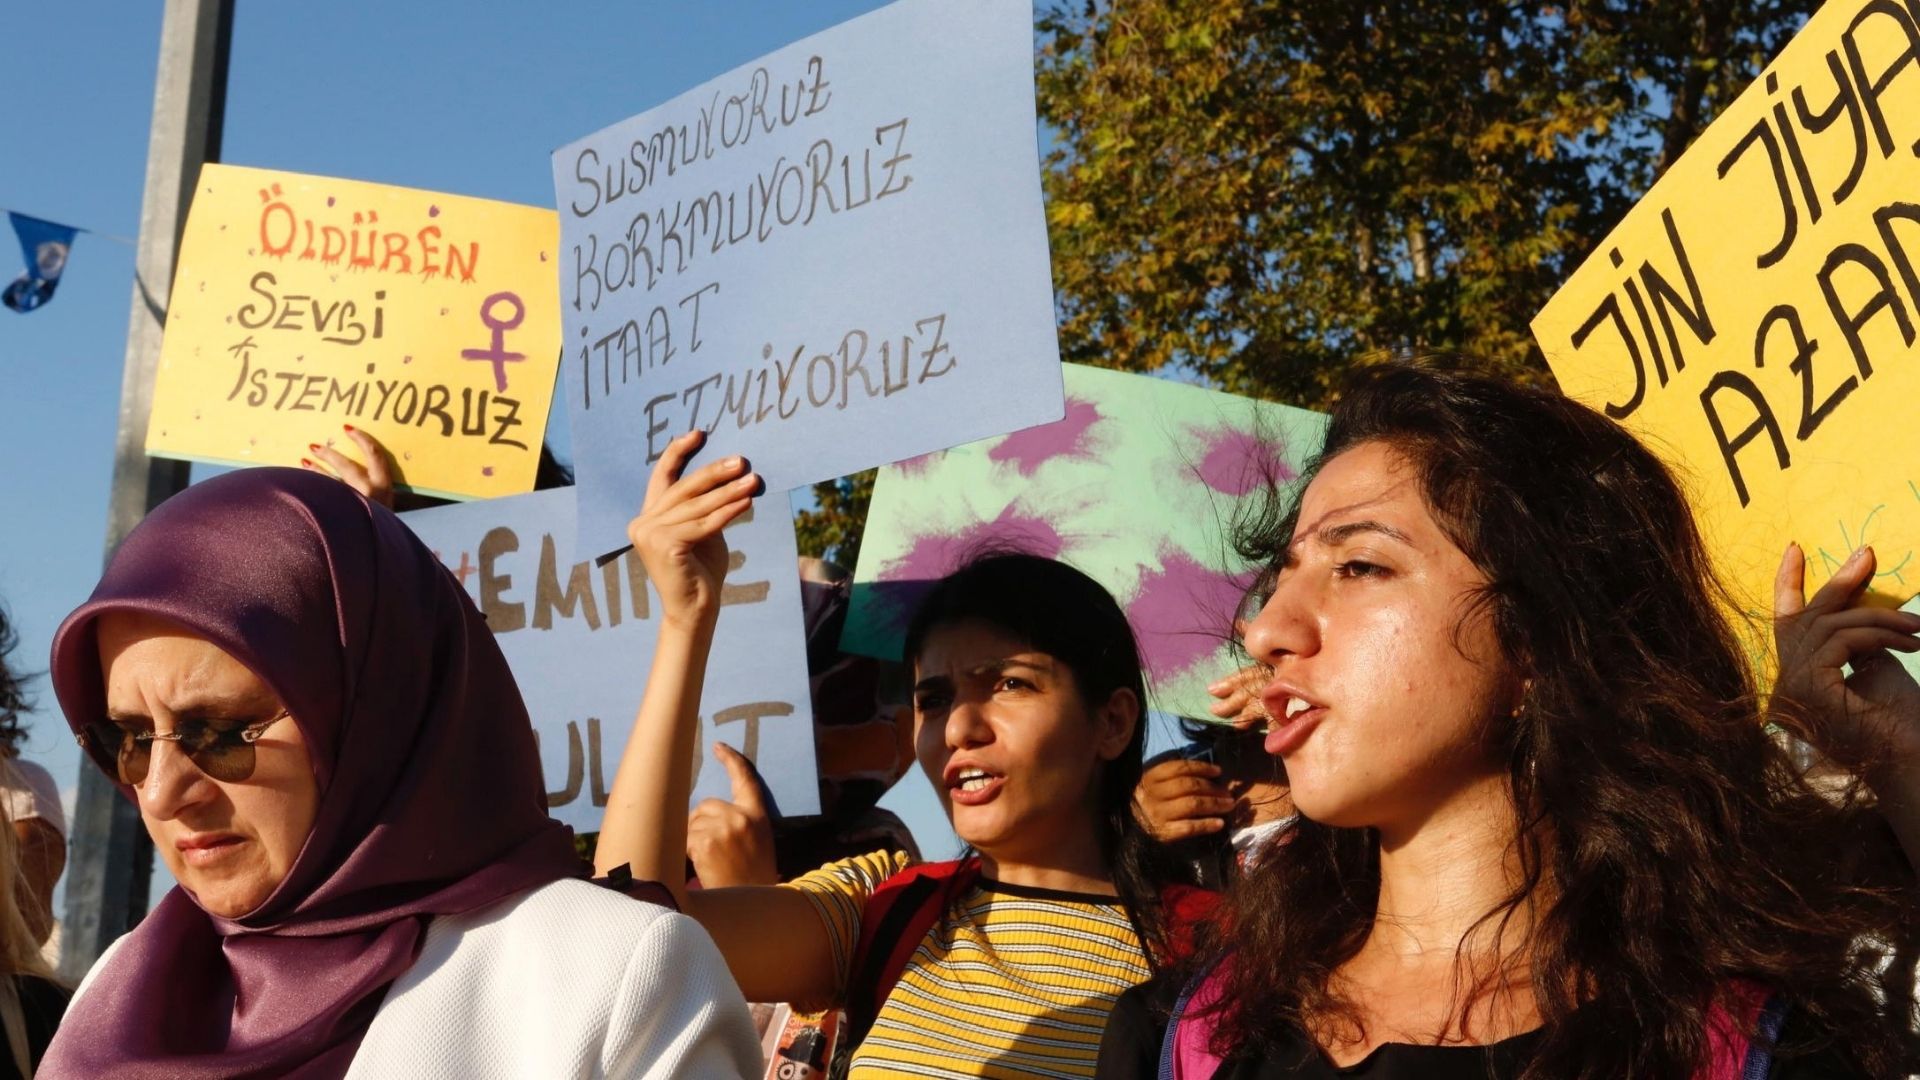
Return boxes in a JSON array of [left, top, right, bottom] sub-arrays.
[[1163, 970, 1789, 1079], [1699, 982, 1789, 1080], [1162, 958, 1232, 1080]]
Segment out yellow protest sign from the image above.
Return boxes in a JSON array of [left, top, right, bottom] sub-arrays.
[[1533, 0, 1920, 621], [147, 164, 562, 500]]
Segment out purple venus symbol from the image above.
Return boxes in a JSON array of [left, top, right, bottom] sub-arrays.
[[460, 292, 528, 392]]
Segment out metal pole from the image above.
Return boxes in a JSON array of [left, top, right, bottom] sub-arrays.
[[60, 0, 232, 983]]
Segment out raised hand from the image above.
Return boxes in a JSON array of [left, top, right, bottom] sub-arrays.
[[1135, 757, 1237, 841], [1208, 663, 1271, 729], [1774, 543, 1920, 779], [626, 430, 761, 632], [303, 425, 396, 509], [687, 742, 780, 888]]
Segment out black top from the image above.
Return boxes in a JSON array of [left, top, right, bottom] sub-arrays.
[[1096, 976, 1864, 1079], [0, 974, 70, 1080]]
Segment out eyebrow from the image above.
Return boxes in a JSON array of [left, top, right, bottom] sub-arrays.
[[104, 700, 273, 724], [1314, 519, 1414, 547], [912, 657, 1054, 696]]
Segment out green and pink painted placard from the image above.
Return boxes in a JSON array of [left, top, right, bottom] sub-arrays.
[[842, 364, 1326, 720]]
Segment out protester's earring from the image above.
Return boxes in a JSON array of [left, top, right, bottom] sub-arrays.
[[1509, 677, 1535, 720]]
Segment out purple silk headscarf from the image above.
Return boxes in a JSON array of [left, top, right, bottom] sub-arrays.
[[40, 467, 581, 1079]]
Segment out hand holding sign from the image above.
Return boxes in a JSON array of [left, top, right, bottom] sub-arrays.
[[627, 429, 762, 631], [304, 426, 397, 509], [400, 487, 816, 831], [687, 742, 780, 888], [1774, 543, 1920, 777]]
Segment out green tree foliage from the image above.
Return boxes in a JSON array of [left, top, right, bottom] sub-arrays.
[[795, 469, 876, 569], [797, 0, 1814, 559], [1036, 0, 1817, 406]]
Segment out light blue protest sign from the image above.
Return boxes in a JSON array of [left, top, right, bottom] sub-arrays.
[[401, 488, 819, 829], [552, 0, 1065, 557]]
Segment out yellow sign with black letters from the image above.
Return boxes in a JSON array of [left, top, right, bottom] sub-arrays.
[[1534, 0, 1920, 619]]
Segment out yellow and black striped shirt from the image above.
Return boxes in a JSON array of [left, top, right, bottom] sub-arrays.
[[784, 849, 1152, 1079]]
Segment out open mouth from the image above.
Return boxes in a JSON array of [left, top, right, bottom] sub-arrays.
[[945, 764, 1006, 805], [955, 768, 995, 793], [1262, 691, 1327, 756]]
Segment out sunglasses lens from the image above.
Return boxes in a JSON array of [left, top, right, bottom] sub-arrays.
[[87, 722, 149, 786], [85, 723, 262, 785], [189, 737, 257, 783]]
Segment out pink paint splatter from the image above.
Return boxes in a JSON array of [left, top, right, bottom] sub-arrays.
[[883, 504, 1065, 584], [986, 398, 1103, 477], [1128, 547, 1255, 684], [870, 504, 1068, 633], [895, 450, 945, 476], [326, 196, 335, 207], [482, 466, 495, 477], [1193, 426, 1294, 496], [428, 205, 441, 218]]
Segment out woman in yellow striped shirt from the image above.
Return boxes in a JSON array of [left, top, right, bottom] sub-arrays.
[[595, 432, 1188, 1079]]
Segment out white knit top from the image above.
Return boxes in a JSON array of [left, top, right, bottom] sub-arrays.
[[77, 879, 763, 1079]]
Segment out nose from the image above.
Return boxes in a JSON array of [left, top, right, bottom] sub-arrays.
[[139, 738, 218, 821], [1243, 566, 1320, 665], [943, 693, 994, 752]]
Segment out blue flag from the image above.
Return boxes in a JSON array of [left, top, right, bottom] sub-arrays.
[[3, 212, 79, 313]]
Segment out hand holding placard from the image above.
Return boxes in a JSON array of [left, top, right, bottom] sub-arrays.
[[400, 485, 816, 830], [627, 430, 763, 630]]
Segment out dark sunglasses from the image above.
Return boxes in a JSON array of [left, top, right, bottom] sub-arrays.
[[78, 709, 291, 786]]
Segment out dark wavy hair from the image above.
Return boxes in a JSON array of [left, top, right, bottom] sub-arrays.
[[1202, 363, 1917, 1077], [904, 552, 1180, 963], [0, 603, 31, 755]]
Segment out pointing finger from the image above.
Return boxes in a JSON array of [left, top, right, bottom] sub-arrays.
[[1774, 542, 1807, 623], [712, 742, 767, 818]]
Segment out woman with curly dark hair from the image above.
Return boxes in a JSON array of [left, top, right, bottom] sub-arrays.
[[1102, 364, 1919, 1079]]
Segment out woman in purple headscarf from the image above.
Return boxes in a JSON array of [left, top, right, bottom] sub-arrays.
[[38, 467, 762, 1080]]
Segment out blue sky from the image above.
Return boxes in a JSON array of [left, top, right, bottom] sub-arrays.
[[0, 0, 984, 911]]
